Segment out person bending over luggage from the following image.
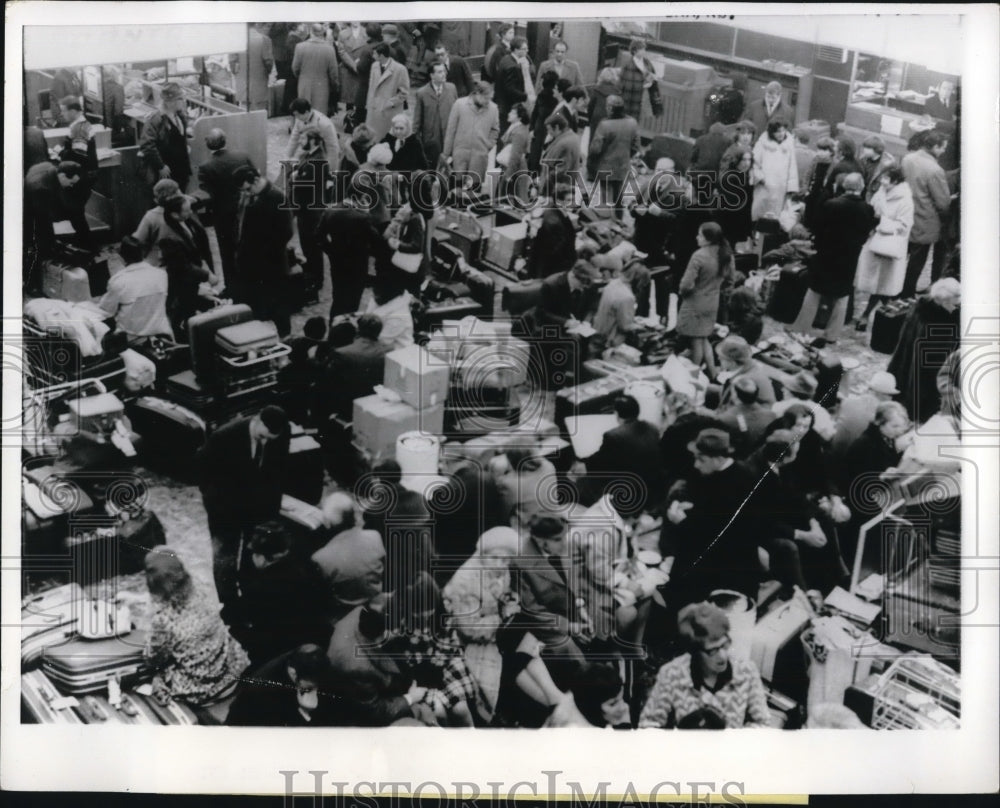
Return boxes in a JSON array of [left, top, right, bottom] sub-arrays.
[[98, 235, 174, 343], [227, 643, 337, 726], [143, 546, 251, 708], [638, 601, 770, 729]]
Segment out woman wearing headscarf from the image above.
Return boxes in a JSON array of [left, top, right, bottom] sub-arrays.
[[143, 546, 250, 707]]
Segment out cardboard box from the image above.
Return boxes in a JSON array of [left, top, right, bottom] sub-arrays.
[[352, 395, 444, 460], [383, 345, 451, 410]]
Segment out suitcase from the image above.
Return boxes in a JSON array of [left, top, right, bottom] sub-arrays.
[[501, 280, 544, 316], [128, 396, 208, 473], [164, 368, 216, 410], [750, 600, 812, 683], [52, 243, 110, 296], [286, 432, 325, 505], [67, 392, 125, 438], [21, 583, 85, 665], [215, 320, 280, 355], [132, 336, 190, 381], [554, 375, 629, 433], [434, 207, 484, 264], [766, 262, 809, 324], [814, 353, 843, 408], [129, 690, 200, 725], [22, 318, 127, 391], [184, 303, 255, 381], [42, 261, 92, 302], [279, 493, 328, 557], [23, 475, 98, 558], [870, 299, 913, 354], [21, 670, 85, 724], [42, 631, 149, 695]]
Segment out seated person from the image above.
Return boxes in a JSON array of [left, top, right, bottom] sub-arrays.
[[831, 370, 901, 459], [715, 377, 776, 457], [311, 513, 386, 625], [638, 601, 770, 728], [772, 371, 836, 442], [591, 255, 641, 350], [564, 662, 632, 729], [321, 313, 388, 420], [715, 335, 778, 407], [578, 394, 666, 517], [235, 521, 330, 666], [725, 286, 765, 345], [493, 448, 560, 528], [365, 277, 414, 350], [535, 259, 601, 332], [226, 644, 338, 726], [98, 235, 174, 343], [660, 429, 762, 608], [143, 546, 251, 708], [659, 391, 729, 488]]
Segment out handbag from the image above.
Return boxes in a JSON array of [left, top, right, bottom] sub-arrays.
[[868, 231, 907, 260], [391, 249, 423, 274], [496, 143, 513, 168]]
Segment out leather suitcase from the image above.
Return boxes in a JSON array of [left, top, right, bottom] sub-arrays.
[[42, 631, 149, 695], [128, 690, 199, 725], [42, 261, 91, 302], [128, 396, 207, 474], [164, 368, 215, 410], [214, 320, 279, 356], [750, 600, 812, 682], [132, 336, 189, 381], [21, 670, 85, 724], [434, 207, 484, 264], [766, 263, 809, 324], [52, 243, 109, 295], [21, 583, 85, 665], [870, 299, 913, 354], [286, 432, 325, 505], [185, 303, 255, 381]]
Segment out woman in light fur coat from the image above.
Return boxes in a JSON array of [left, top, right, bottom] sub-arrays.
[[751, 118, 799, 222]]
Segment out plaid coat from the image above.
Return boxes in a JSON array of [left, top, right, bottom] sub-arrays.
[[619, 57, 662, 121]]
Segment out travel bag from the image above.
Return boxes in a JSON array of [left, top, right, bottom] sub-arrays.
[[766, 262, 809, 324], [870, 299, 914, 354], [21, 582, 85, 665], [21, 670, 85, 724], [41, 630, 149, 695], [42, 261, 92, 302]]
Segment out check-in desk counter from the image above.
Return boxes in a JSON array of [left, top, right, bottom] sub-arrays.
[[836, 102, 952, 163]]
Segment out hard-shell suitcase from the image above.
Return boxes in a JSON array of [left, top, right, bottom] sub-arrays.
[[870, 299, 913, 354], [215, 320, 280, 355], [42, 261, 91, 302], [766, 262, 809, 324], [164, 369, 215, 410], [21, 670, 85, 724], [42, 631, 149, 695], [66, 509, 165, 585], [128, 396, 208, 466], [280, 493, 327, 557], [184, 303, 255, 381], [21, 583, 85, 665]]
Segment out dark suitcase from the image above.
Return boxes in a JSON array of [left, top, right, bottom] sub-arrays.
[[42, 630, 149, 695], [501, 280, 544, 316], [766, 263, 809, 324], [870, 299, 914, 354], [164, 368, 215, 410], [127, 396, 208, 476], [434, 207, 484, 264], [52, 244, 110, 296], [280, 493, 328, 557], [813, 352, 843, 409], [554, 375, 629, 433], [285, 432, 325, 505], [131, 336, 189, 382], [23, 473, 98, 557], [21, 670, 85, 724]]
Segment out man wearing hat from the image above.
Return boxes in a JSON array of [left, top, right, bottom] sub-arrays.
[[772, 370, 836, 441], [716, 376, 777, 456], [139, 81, 193, 191], [660, 428, 762, 609], [510, 514, 616, 689], [716, 335, 778, 407], [831, 370, 900, 457], [197, 405, 291, 623]]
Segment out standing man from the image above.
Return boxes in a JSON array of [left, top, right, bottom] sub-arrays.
[[334, 22, 368, 121], [495, 37, 535, 137], [198, 128, 255, 293], [442, 81, 500, 185], [923, 80, 956, 122], [525, 182, 577, 280], [292, 23, 339, 118], [535, 38, 584, 93], [317, 186, 380, 320], [900, 131, 951, 296], [365, 43, 410, 141], [790, 173, 876, 342], [432, 41, 474, 98], [380, 24, 409, 68], [139, 82, 192, 191], [746, 81, 793, 140], [859, 135, 895, 202], [539, 112, 581, 196], [482, 23, 515, 84], [412, 61, 457, 168], [234, 165, 295, 335], [268, 23, 297, 116], [352, 23, 384, 127], [23, 160, 88, 274], [247, 23, 275, 112], [286, 97, 341, 173], [586, 95, 640, 218], [197, 405, 290, 625]]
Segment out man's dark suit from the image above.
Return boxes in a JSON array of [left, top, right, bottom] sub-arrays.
[[317, 202, 379, 318], [510, 534, 616, 689], [495, 53, 534, 134], [537, 270, 598, 328], [323, 336, 388, 420], [746, 96, 794, 139], [583, 418, 666, 517], [440, 55, 474, 98], [236, 180, 294, 333], [526, 208, 577, 280], [198, 148, 255, 290], [197, 416, 289, 618]]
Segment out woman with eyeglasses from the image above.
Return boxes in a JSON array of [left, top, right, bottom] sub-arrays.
[[638, 601, 770, 729]]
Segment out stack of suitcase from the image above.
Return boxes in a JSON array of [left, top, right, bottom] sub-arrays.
[[214, 319, 290, 399], [41, 631, 149, 694], [433, 207, 484, 264]]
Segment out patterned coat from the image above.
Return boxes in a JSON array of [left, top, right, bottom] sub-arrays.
[[619, 57, 662, 121]]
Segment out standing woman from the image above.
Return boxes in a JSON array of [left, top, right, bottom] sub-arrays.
[[854, 167, 914, 328], [751, 118, 798, 223], [335, 22, 369, 119], [529, 70, 559, 171], [384, 170, 440, 294], [717, 145, 754, 247], [381, 113, 428, 178], [677, 221, 735, 381], [588, 67, 622, 135], [803, 137, 836, 231], [619, 38, 663, 123], [498, 103, 531, 203]]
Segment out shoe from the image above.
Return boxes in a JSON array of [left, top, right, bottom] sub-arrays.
[[854, 319, 867, 332]]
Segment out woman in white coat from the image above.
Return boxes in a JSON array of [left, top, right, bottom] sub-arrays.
[[853, 166, 915, 329], [751, 118, 798, 222]]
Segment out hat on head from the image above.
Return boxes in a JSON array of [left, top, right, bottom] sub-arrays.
[[688, 428, 733, 458], [716, 335, 752, 364], [381, 23, 399, 36], [733, 375, 759, 400], [868, 371, 900, 396], [786, 371, 818, 398], [160, 82, 184, 101], [529, 514, 568, 542]]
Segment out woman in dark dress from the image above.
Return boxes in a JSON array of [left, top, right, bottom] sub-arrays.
[[717, 144, 754, 246], [803, 136, 836, 232], [676, 221, 734, 381], [383, 170, 439, 293]]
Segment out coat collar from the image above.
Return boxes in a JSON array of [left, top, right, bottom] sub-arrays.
[[374, 60, 397, 89]]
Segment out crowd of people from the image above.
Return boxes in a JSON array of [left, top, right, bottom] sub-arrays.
[[24, 23, 963, 730]]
